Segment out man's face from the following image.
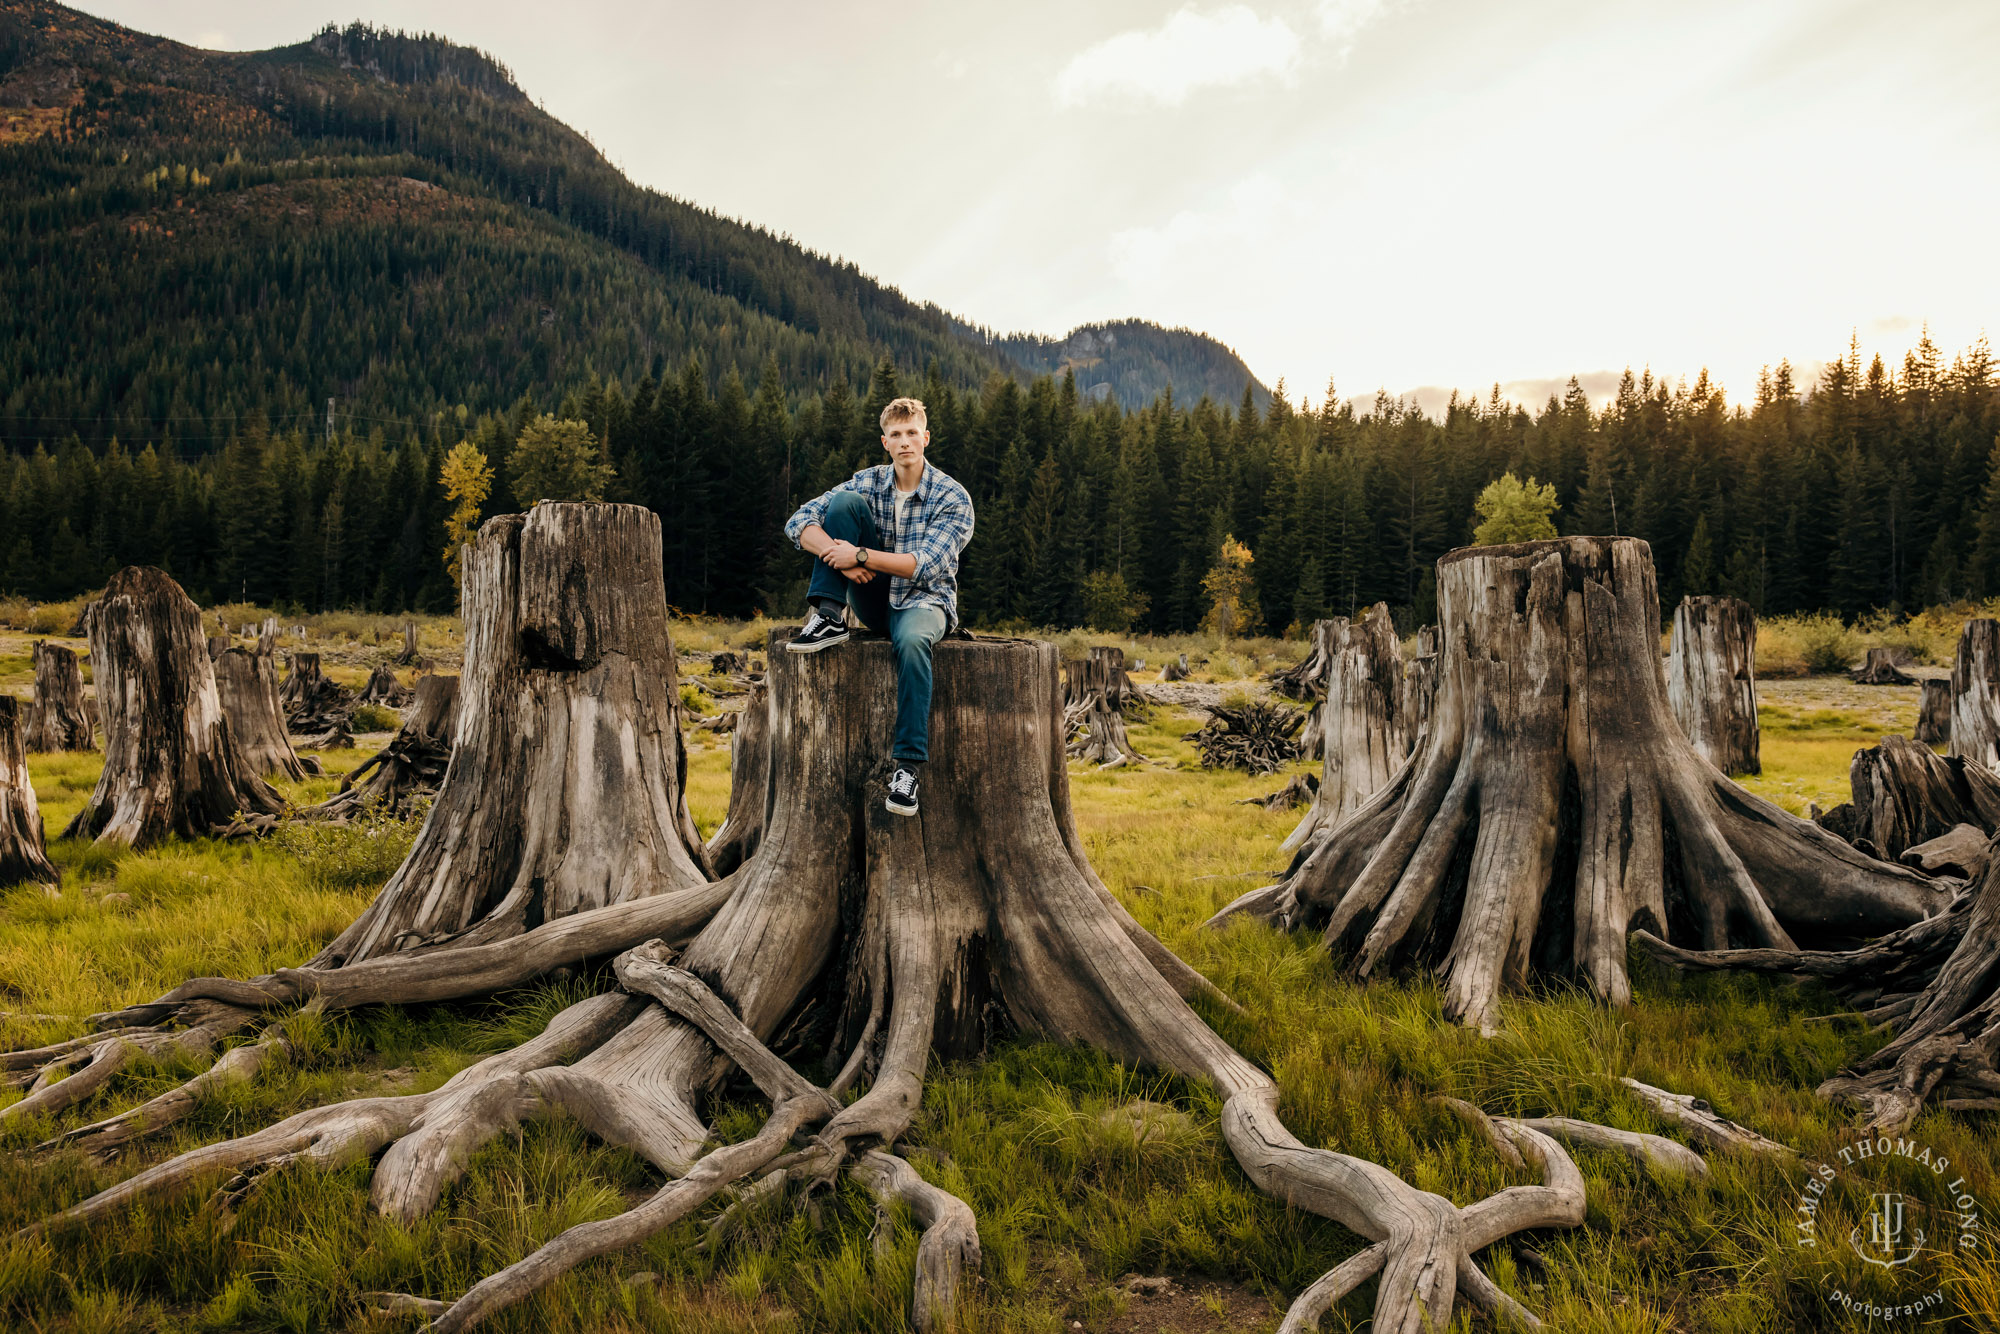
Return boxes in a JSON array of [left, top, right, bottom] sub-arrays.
[[881, 417, 930, 467]]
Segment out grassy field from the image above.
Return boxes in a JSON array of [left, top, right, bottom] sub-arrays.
[[0, 671, 1992, 1333]]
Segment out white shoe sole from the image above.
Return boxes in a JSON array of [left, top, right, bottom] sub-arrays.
[[786, 631, 849, 654], [884, 797, 918, 817]]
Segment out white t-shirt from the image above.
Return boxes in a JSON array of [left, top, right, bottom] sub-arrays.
[[893, 486, 917, 546]]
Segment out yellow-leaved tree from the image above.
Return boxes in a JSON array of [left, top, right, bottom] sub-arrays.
[[1201, 535, 1260, 638], [440, 440, 494, 591]]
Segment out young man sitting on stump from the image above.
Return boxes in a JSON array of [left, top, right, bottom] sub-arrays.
[[785, 395, 975, 816]]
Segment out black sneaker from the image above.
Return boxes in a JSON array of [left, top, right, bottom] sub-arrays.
[[885, 766, 920, 816], [787, 608, 849, 654]]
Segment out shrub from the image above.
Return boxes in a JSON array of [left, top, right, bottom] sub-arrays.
[[350, 703, 402, 733], [271, 804, 426, 890], [680, 682, 714, 715]]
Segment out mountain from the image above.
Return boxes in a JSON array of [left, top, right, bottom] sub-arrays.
[[994, 320, 1269, 413], [0, 2, 1264, 451]]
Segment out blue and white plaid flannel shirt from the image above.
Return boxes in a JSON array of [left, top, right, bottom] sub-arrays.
[[785, 462, 975, 627]]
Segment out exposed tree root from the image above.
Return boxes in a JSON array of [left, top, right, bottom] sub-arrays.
[[1634, 855, 2000, 1134], [24, 631, 1648, 1331], [1214, 539, 1948, 1033]]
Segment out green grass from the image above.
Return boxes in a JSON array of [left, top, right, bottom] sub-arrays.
[[0, 708, 1993, 1331]]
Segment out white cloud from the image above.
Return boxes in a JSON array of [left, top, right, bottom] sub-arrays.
[[1108, 174, 1294, 284], [1053, 6, 1301, 108], [1314, 0, 1399, 57]]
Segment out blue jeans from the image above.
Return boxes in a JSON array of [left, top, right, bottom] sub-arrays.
[[808, 492, 947, 763]]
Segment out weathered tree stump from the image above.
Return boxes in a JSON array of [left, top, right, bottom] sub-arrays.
[[311, 504, 713, 966], [1667, 595, 1760, 775], [705, 681, 769, 878], [1213, 538, 1947, 1033], [1851, 646, 1917, 685], [359, 662, 413, 707], [1271, 622, 1337, 701], [10, 506, 724, 1153], [26, 629, 1605, 1334], [23, 641, 94, 753], [1064, 646, 1143, 766], [1282, 605, 1414, 856], [1950, 620, 2000, 768], [213, 646, 316, 781], [1812, 734, 2000, 861], [309, 675, 459, 821], [61, 567, 285, 850], [281, 652, 354, 750], [1916, 678, 1953, 746], [1160, 653, 1190, 682], [397, 620, 420, 665], [0, 697, 57, 888]]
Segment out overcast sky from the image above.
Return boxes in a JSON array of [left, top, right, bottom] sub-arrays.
[[74, 0, 2000, 410]]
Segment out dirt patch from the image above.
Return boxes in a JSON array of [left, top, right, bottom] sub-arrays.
[[1061, 1273, 1280, 1333]]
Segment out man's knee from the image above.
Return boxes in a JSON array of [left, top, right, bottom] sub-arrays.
[[891, 613, 946, 662], [825, 491, 869, 525]]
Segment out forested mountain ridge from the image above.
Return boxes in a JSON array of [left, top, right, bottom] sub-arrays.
[[0, 0, 1263, 449], [993, 320, 1270, 412]]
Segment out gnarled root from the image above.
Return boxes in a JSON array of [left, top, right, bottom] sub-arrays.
[[1, 1002, 257, 1129], [1212, 539, 1947, 1034]]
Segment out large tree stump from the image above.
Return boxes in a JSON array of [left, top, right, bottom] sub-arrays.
[[280, 652, 353, 750], [23, 641, 94, 753], [1667, 595, 1760, 776], [213, 647, 316, 782], [1282, 605, 1416, 856], [1064, 646, 1143, 766], [1812, 734, 2000, 861], [10, 507, 723, 1153], [0, 697, 57, 888], [359, 663, 413, 707], [704, 681, 770, 878], [397, 620, 420, 665], [310, 504, 713, 966], [1213, 538, 1947, 1033], [309, 675, 459, 821], [26, 630, 1606, 1334], [1949, 620, 2000, 767], [61, 567, 285, 850], [1916, 678, 1953, 746], [1851, 647, 1917, 685]]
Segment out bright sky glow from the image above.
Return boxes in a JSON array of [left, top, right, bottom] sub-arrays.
[[75, 0, 2000, 410]]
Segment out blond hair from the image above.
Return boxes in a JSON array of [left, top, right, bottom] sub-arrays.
[[879, 396, 928, 431]]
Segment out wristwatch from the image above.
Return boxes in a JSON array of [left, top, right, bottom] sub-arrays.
[[855, 547, 870, 567]]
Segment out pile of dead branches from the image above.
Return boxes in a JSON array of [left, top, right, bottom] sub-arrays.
[[1186, 703, 1302, 775]]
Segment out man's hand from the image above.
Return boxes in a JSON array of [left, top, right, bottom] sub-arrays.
[[841, 566, 876, 584], [821, 540, 861, 571]]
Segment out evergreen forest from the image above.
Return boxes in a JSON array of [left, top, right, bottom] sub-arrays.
[[2, 3, 1995, 631]]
